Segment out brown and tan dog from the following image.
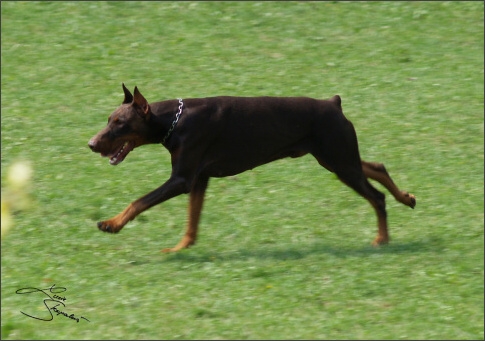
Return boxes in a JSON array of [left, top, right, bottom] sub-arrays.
[[88, 84, 415, 252]]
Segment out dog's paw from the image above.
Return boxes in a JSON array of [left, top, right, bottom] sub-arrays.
[[97, 220, 122, 233], [161, 236, 195, 253], [161, 244, 190, 253], [372, 235, 389, 247], [402, 191, 416, 209]]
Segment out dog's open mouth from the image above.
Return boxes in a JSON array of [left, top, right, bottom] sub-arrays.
[[103, 141, 135, 166]]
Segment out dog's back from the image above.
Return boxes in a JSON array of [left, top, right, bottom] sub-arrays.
[[165, 96, 348, 176]]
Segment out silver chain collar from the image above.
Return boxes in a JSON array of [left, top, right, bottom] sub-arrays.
[[162, 98, 184, 144]]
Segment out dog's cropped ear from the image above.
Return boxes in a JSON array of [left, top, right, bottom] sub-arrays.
[[329, 95, 342, 109], [122, 83, 134, 104], [133, 86, 150, 115]]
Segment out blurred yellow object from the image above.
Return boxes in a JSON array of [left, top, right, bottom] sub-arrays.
[[1, 161, 33, 238], [1, 199, 13, 238], [7, 161, 32, 190]]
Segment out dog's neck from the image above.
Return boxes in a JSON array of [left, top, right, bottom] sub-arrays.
[[161, 99, 183, 144], [149, 99, 184, 146]]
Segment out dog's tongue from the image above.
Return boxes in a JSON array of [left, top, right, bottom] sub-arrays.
[[109, 142, 134, 165]]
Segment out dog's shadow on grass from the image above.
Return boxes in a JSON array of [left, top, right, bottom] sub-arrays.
[[160, 236, 444, 264]]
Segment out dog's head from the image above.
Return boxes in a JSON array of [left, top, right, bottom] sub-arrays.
[[88, 84, 154, 165]]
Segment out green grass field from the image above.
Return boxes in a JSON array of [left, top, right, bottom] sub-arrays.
[[1, 1, 483, 339]]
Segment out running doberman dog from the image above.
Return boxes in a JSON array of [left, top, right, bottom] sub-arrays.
[[88, 84, 415, 252]]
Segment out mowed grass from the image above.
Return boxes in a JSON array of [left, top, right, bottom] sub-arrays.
[[1, 1, 483, 339]]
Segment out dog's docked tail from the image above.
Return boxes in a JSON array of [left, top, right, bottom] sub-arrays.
[[329, 95, 342, 109]]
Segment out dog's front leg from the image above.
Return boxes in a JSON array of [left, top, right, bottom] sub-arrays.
[[97, 176, 189, 233], [162, 175, 209, 253]]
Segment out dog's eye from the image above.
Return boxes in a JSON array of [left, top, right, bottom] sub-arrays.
[[109, 117, 124, 125]]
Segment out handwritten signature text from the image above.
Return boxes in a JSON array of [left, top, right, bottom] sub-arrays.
[[16, 284, 90, 323]]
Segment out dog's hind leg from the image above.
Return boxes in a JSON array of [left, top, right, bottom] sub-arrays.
[[312, 150, 390, 246], [361, 160, 416, 209], [162, 175, 210, 253], [336, 169, 390, 246]]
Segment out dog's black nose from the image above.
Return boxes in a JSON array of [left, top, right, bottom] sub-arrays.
[[88, 139, 97, 151]]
